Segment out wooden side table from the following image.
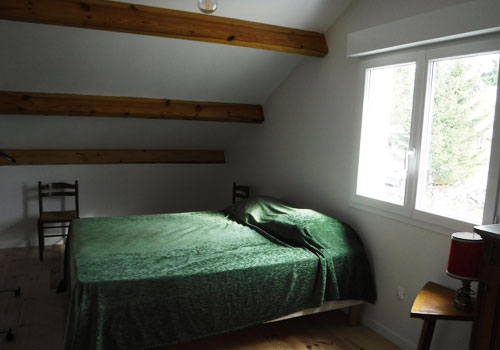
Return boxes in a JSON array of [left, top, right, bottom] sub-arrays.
[[410, 282, 474, 350]]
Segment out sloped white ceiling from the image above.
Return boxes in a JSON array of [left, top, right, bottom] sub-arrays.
[[0, 20, 301, 104], [0, 0, 351, 150], [0, 0, 351, 103]]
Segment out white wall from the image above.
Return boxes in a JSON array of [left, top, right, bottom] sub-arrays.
[[227, 0, 494, 348], [0, 111, 257, 249], [0, 14, 275, 249], [0, 164, 231, 248], [0, 0, 349, 250]]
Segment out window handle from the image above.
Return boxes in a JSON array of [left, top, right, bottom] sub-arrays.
[[405, 148, 415, 171]]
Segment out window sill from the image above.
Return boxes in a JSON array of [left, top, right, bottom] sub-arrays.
[[349, 198, 477, 236]]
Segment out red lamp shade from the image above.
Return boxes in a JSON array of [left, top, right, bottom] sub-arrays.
[[446, 232, 482, 280]]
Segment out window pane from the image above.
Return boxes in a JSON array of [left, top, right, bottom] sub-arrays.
[[357, 63, 416, 205], [416, 52, 499, 223]]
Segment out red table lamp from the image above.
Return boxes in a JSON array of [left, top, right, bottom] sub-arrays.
[[446, 232, 482, 311]]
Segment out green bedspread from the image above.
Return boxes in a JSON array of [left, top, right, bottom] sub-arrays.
[[64, 197, 376, 350]]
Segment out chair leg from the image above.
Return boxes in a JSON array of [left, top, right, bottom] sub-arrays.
[[37, 221, 44, 261]]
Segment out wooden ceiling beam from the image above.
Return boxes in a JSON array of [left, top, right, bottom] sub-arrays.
[[0, 91, 264, 123], [0, 0, 328, 57], [0, 149, 225, 165]]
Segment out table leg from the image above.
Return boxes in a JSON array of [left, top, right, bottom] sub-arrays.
[[418, 319, 436, 350]]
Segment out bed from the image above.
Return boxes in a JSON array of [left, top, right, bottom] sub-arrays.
[[62, 196, 376, 350]]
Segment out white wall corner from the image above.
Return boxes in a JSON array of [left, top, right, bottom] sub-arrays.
[[346, 0, 500, 57]]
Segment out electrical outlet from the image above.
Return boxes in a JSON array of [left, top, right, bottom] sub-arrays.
[[397, 286, 406, 300]]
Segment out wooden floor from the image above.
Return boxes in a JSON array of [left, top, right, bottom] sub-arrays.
[[0, 245, 67, 350], [0, 245, 398, 350]]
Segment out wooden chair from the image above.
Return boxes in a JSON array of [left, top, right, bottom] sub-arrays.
[[38, 181, 79, 261], [232, 182, 250, 203]]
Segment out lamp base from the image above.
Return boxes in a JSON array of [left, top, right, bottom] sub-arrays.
[[454, 280, 474, 311]]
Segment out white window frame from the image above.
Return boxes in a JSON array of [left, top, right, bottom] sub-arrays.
[[351, 35, 500, 234]]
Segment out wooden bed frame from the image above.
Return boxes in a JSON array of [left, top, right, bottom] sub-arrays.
[[269, 299, 362, 326]]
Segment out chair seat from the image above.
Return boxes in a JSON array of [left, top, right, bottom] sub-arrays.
[[39, 210, 78, 223]]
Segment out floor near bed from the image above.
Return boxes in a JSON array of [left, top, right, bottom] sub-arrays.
[[0, 245, 398, 350]]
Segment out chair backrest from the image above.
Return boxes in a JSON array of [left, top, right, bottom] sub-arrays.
[[38, 181, 79, 216], [232, 182, 250, 204]]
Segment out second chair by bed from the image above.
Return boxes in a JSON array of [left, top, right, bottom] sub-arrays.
[[232, 182, 250, 203]]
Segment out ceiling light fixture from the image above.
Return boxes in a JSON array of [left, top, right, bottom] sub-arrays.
[[197, 0, 217, 14]]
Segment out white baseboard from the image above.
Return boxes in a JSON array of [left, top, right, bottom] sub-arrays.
[[0, 239, 32, 249], [0, 238, 64, 249], [362, 315, 417, 350]]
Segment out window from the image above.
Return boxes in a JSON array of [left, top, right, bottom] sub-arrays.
[[357, 62, 415, 206], [354, 38, 500, 231]]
